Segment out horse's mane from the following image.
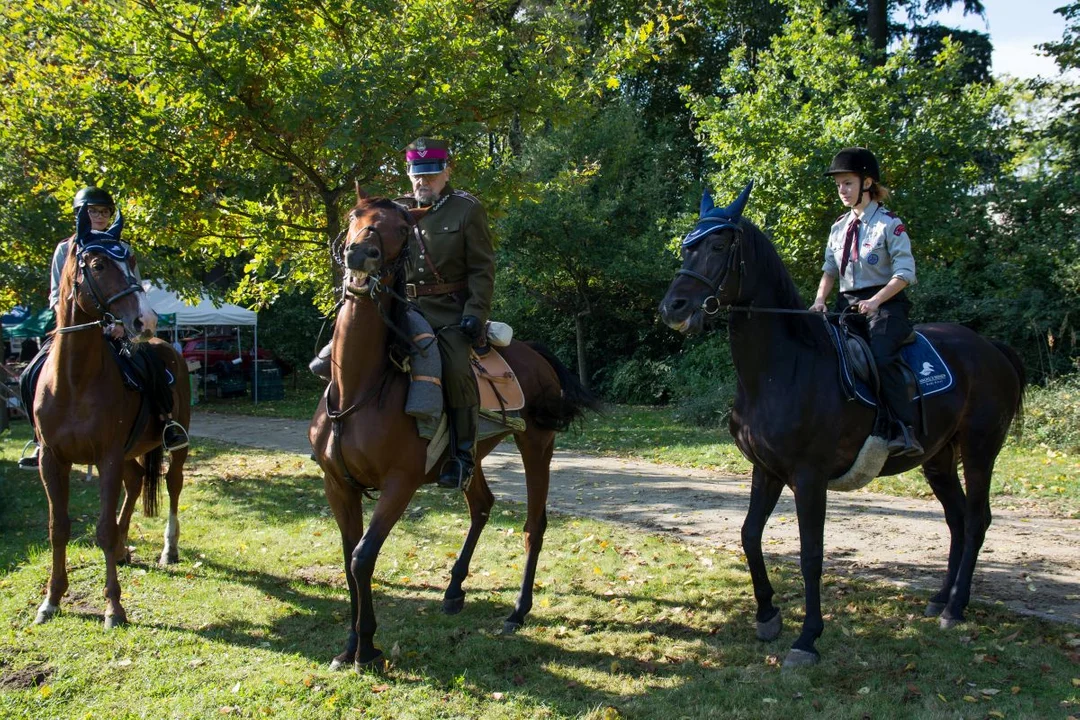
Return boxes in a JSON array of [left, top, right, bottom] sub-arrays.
[[55, 239, 80, 327], [741, 220, 830, 350]]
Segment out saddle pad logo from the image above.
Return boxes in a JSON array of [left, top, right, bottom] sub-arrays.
[[920, 362, 935, 377]]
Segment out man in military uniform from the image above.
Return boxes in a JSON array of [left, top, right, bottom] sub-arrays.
[[395, 137, 495, 490]]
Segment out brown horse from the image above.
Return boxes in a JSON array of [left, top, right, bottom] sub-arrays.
[[32, 210, 190, 629], [309, 195, 598, 671]]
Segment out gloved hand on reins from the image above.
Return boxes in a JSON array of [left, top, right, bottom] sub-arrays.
[[459, 315, 482, 341]]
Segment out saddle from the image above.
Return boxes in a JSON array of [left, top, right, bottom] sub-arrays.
[[20, 338, 174, 453], [827, 322, 955, 409]]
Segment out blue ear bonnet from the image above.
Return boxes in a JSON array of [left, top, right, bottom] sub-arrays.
[[75, 205, 129, 259], [682, 181, 754, 248]]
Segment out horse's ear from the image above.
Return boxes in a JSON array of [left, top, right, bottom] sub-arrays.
[[699, 188, 715, 217], [75, 204, 91, 245], [106, 207, 123, 240], [355, 180, 368, 202], [725, 180, 754, 220]]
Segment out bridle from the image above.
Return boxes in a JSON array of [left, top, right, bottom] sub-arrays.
[[675, 223, 745, 316], [59, 242, 144, 335]]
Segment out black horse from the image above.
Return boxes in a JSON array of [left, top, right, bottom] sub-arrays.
[[658, 184, 1025, 669]]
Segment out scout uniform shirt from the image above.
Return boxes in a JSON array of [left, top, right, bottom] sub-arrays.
[[399, 187, 496, 330], [822, 201, 916, 292]]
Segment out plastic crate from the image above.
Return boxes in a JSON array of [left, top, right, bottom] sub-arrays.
[[251, 366, 283, 400]]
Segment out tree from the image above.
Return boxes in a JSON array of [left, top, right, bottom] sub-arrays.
[[497, 102, 686, 387], [0, 0, 670, 311], [685, 0, 1013, 293]]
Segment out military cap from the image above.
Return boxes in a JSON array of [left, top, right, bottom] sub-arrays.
[[405, 137, 449, 175]]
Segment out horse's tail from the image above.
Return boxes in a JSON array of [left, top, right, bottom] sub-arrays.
[[525, 341, 603, 431], [142, 445, 163, 517], [991, 339, 1027, 438]]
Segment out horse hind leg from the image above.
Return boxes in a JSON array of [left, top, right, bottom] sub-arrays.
[[113, 460, 146, 565], [35, 449, 73, 624], [160, 447, 187, 565], [938, 431, 1000, 629], [921, 442, 965, 619], [503, 428, 555, 634], [95, 458, 128, 628], [443, 464, 495, 616]]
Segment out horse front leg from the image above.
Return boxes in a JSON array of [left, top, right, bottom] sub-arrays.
[[350, 475, 417, 672], [505, 430, 554, 633], [741, 464, 785, 641], [443, 465, 494, 616], [324, 474, 365, 670], [786, 471, 828, 669], [160, 446, 187, 565], [35, 448, 72, 624], [96, 455, 127, 628]]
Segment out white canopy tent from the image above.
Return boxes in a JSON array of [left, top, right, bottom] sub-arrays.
[[143, 282, 264, 402]]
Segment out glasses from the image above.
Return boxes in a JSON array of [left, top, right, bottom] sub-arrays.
[[86, 207, 113, 218]]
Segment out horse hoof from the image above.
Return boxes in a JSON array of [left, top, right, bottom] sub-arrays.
[[781, 648, 820, 671], [104, 614, 127, 630], [442, 594, 465, 615], [354, 651, 386, 674], [34, 610, 56, 625], [159, 552, 179, 566], [756, 610, 783, 642], [329, 657, 350, 672], [924, 601, 946, 618], [939, 615, 963, 630], [502, 620, 524, 635]]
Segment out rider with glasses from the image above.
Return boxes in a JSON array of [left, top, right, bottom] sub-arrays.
[[19, 187, 188, 469]]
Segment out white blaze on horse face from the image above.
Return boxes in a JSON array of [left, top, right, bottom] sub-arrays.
[[111, 257, 156, 339]]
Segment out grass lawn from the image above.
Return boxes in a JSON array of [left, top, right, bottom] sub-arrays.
[[2, 429, 1079, 718]]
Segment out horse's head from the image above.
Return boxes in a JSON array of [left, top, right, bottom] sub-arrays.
[[67, 205, 156, 340], [341, 195, 415, 292], [659, 182, 753, 334]]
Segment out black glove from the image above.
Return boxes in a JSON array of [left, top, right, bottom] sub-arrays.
[[460, 315, 482, 341]]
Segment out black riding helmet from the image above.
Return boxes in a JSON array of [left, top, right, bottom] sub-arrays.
[[72, 186, 115, 211], [824, 147, 880, 205]]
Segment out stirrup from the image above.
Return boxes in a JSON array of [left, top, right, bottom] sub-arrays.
[[436, 458, 473, 492], [162, 420, 190, 452], [18, 441, 40, 470]]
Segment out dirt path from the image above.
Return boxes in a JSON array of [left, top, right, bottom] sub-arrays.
[[190, 411, 1080, 625]]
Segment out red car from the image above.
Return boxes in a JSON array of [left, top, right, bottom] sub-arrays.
[[182, 336, 281, 375]]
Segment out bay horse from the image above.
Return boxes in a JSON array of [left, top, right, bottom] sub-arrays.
[[658, 185, 1025, 668], [32, 208, 190, 629], [309, 195, 599, 672]]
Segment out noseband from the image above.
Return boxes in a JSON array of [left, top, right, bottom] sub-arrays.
[[675, 228, 744, 315]]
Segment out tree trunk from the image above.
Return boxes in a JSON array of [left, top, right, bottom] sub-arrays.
[[574, 311, 589, 389], [867, 0, 888, 62]]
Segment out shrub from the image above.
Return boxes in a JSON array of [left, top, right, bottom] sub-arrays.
[[1023, 374, 1080, 453]]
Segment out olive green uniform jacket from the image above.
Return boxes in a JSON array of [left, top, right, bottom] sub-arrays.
[[397, 187, 496, 407]]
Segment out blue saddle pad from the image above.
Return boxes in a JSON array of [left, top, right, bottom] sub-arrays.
[[830, 326, 955, 408]]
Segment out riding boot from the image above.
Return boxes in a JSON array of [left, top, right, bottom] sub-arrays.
[[882, 382, 923, 457], [437, 406, 477, 491], [308, 342, 333, 381]]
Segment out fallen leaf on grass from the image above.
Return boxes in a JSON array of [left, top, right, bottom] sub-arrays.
[[858, 687, 870, 695], [1073, 678, 1080, 687], [492, 692, 505, 701], [962, 695, 978, 702], [1011, 686, 1021, 694], [371, 684, 390, 694], [987, 712, 1005, 719], [981, 688, 1000, 696], [937, 693, 948, 703], [906, 684, 921, 696], [218, 708, 235, 715]]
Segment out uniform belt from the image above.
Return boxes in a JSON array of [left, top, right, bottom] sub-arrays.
[[405, 280, 468, 298]]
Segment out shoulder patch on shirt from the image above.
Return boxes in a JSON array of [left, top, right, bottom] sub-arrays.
[[894, 224, 906, 236], [451, 189, 479, 204]]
